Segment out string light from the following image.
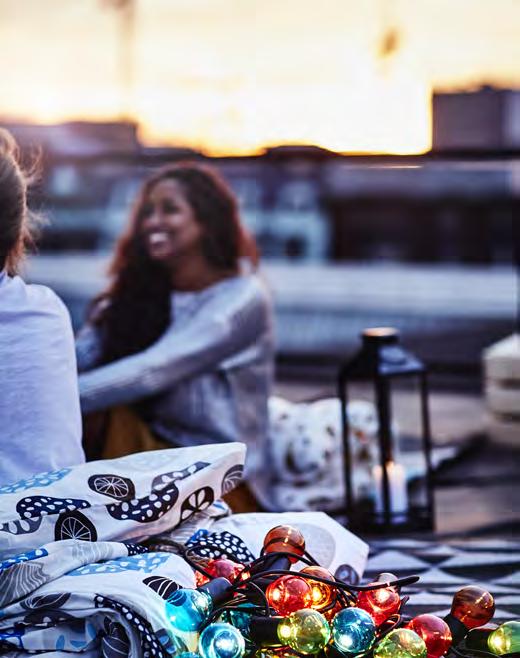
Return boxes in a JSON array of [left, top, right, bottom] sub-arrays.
[[277, 609, 331, 654], [224, 608, 254, 641], [406, 614, 452, 658], [331, 607, 376, 654], [266, 575, 313, 616], [300, 566, 335, 610], [444, 586, 495, 644], [263, 525, 306, 563], [374, 628, 427, 658], [356, 585, 401, 625], [197, 559, 244, 586], [199, 623, 245, 658], [165, 524, 513, 658], [166, 589, 213, 632], [487, 621, 520, 655], [376, 572, 398, 585]]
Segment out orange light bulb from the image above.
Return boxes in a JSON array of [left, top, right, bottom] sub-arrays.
[[263, 525, 305, 563], [300, 566, 335, 610], [450, 586, 495, 629]]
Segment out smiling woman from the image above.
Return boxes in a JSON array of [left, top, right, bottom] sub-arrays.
[[76, 162, 274, 475]]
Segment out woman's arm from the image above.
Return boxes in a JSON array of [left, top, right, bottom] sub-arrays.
[[75, 322, 104, 372], [78, 276, 272, 413]]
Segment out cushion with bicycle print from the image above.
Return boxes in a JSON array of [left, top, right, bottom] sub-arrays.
[[0, 442, 246, 559]]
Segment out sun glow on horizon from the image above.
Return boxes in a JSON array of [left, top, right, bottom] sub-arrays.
[[134, 52, 432, 156], [0, 0, 518, 156]]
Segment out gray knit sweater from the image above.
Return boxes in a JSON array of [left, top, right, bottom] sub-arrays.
[[76, 273, 274, 461]]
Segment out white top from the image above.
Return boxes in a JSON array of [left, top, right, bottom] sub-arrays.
[[0, 270, 84, 486]]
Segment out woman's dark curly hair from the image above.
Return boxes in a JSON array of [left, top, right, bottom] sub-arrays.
[[91, 162, 258, 365]]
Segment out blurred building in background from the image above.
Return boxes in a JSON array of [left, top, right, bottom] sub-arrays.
[[3, 87, 517, 263], [433, 86, 520, 150], [2, 87, 517, 383]]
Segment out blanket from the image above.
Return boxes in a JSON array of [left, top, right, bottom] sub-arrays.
[[0, 539, 196, 658]]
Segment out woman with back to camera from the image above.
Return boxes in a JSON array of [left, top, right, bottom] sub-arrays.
[[0, 128, 84, 486], [76, 162, 274, 477]]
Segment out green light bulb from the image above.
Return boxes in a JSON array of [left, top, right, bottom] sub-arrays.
[[374, 629, 427, 658], [488, 621, 520, 655], [277, 609, 331, 655]]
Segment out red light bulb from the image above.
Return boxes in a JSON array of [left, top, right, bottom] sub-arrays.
[[450, 586, 495, 629], [266, 575, 313, 616], [263, 525, 305, 563], [300, 566, 335, 610], [207, 558, 244, 582], [356, 585, 401, 625], [407, 614, 452, 658]]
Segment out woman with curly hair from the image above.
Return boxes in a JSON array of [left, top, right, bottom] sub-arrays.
[[76, 162, 274, 474], [0, 128, 84, 485]]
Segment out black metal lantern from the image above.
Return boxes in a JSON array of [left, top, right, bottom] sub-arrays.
[[337, 327, 435, 533]]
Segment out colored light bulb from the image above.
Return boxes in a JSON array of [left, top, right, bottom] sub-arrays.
[[263, 525, 306, 563], [224, 607, 254, 640], [356, 585, 401, 625], [446, 585, 495, 642], [406, 614, 452, 658], [277, 609, 331, 655], [374, 628, 427, 658], [178, 654, 202, 658], [450, 586, 495, 628], [199, 623, 246, 658], [376, 572, 398, 584], [300, 566, 335, 610], [166, 588, 212, 632], [331, 607, 376, 654], [207, 558, 244, 582], [266, 575, 313, 616], [488, 621, 520, 655]]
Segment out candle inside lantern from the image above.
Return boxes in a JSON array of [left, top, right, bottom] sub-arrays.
[[373, 461, 408, 520]]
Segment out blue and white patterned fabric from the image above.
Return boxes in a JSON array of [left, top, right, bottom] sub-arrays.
[[0, 539, 196, 658], [0, 443, 246, 559]]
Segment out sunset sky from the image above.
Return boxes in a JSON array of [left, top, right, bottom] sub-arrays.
[[0, 0, 519, 154]]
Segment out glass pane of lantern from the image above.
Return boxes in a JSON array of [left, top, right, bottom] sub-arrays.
[[344, 380, 381, 517], [388, 374, 433, 530]]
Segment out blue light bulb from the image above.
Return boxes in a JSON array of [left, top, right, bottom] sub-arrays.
[[332, 607, 376, 655], [177, 654, 202, 658], [199, 622, 245, 658], [166, 589, 213, 632]]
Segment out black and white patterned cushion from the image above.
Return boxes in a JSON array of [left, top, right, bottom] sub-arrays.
[[186, 530, 255, 564]]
